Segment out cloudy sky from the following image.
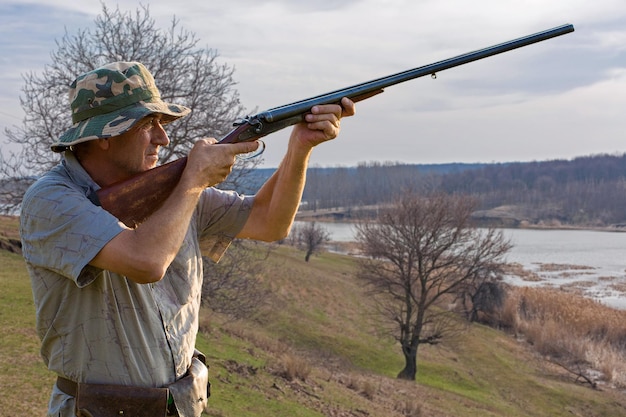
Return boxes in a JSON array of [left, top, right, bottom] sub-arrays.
[[1, 0, 625, 168]]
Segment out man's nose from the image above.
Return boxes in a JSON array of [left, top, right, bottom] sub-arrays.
[[152, 121, 170, 146]]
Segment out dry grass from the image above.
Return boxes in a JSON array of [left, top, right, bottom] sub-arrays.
[[0, 215, 20, 240], [504, 263, 544, 281], [499, 286, 626, 388], [395, 399, 423, 417], [273, 353, 313, 382]]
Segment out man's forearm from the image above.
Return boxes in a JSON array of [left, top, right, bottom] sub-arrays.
[[237, 139, 312, 241], [91, 178, 204, 283]]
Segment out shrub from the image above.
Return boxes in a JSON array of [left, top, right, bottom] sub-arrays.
[[276, 353, 312, 382]]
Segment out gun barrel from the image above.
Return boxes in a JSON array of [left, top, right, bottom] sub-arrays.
[[259, 23, 574, 123]]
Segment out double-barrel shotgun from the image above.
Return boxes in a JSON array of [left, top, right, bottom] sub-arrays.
[[96, 24, 575, 227]]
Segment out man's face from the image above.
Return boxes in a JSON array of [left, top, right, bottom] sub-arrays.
[[106, 114, 170, 177]]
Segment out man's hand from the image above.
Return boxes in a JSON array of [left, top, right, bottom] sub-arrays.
[[291, 97, 356, 149], [183, 139, 260, 189], [237, 97, 356, 242]]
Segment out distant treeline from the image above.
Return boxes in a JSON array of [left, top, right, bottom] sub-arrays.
[[268, 153, 626, 227], [6, 154, 625, 227]]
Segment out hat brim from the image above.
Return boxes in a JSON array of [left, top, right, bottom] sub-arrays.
[[51, 99, 190, 152]]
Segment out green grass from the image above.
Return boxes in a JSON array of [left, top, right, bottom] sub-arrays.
[[2, 226, 626, 416], [0, 250, 55, 415]]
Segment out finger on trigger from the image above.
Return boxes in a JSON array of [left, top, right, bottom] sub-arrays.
[[236, 140, 260, 155]]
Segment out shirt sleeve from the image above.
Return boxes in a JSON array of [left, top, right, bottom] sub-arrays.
[[20, 176, 125, 287], [195, 187, 254, 262]]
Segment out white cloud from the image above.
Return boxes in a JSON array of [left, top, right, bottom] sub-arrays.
[[0, 0, 625, 166]]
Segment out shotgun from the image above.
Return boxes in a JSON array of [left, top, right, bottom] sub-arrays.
[[96, 24, 574, 227]]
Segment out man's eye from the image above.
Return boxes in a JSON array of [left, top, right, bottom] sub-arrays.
[[139, 118, 157, 130]]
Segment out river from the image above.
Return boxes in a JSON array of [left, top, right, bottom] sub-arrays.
[[295, 221, 626, 310]]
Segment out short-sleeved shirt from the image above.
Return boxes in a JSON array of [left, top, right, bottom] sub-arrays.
[[20, 152, 253, 416]]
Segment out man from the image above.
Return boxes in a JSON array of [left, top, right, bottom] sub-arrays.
[[20, 61, 355, 417]]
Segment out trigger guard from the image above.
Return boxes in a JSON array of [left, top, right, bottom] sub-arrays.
[[236, 140, 265, 160]]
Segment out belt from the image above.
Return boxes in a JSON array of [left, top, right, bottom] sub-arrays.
[[56, 376, 77, 396], [56, 377, 178, 416]]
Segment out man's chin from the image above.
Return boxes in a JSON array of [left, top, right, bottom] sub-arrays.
[[145, 156, 159, 169]]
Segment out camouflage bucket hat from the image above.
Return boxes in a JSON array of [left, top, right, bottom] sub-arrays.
[[51, 61, 191, 152]]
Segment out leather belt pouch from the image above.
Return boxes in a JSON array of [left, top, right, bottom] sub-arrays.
[[75, 382, 168, 417], [168, 356, 210, 417]]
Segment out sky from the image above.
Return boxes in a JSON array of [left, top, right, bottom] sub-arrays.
[[0, 0, 625, 168]]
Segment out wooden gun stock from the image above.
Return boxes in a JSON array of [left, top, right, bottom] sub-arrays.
[[95, 24, 574, 227], [97, 157, 187, 228]]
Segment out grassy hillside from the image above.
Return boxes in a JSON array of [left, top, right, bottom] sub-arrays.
[[1, 215, 626, 416]]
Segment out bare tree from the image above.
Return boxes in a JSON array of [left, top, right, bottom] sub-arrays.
[[355, 192, 511, 381], [201, 240, 274, 320], [292, 222, 331, 262], [2, 4, 269, 321], [1, 3, 254, 210]]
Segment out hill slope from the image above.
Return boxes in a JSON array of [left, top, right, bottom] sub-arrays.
[[1, 215, 625, 416]]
